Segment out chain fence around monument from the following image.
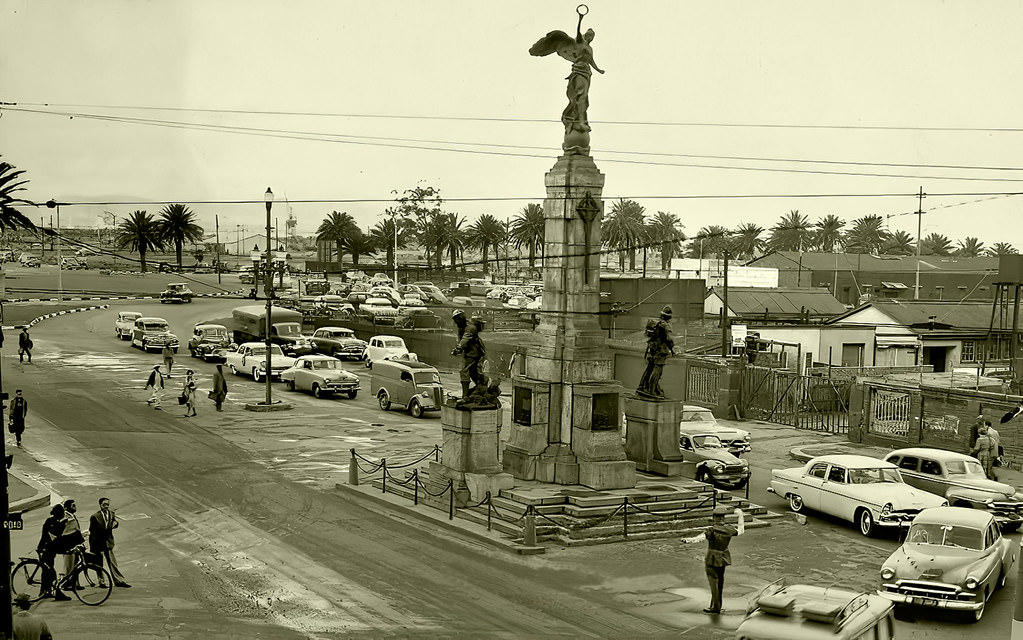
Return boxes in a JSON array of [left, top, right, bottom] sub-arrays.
[[350, 446, 730, 542]]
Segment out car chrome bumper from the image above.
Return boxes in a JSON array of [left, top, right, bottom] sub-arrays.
[[878, 591, 982, 611]]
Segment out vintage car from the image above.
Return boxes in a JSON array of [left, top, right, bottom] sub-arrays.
[[160, 283, 194, 304], [223, 342, 296, 382], [18, 254, 40, 268], [678, 430, 750, 489], [370, 359, 444, 418], [884, 447, 1023, 532], [736, 579, 896, 640], [395, 306, 440, 330], [878, 506, 1015, 622], [413, 283, 448, 305], [60, 256, 87, 270], [280, 355, 360, 399], [114, 311, 143, 340], [187, 323, 232, 361], [679, 405, 751, 455], [364, 335, 413, 368], [130, 317, 179, 353], [309, 326, 367, 360], [768, 454, 947, 537], [368, 286, 402, 307], [358, 297, 399, 325]]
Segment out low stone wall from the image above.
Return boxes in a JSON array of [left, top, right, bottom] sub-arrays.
[[807, 365, 932, 381]]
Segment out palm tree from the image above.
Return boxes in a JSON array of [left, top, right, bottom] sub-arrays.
[[157, 204, 204, 268], [882, 230, 915, 256], [812, 214, 845, 252], [920, 233, 954, 256], [510, 203, 545, 275], [0, 159, 38, 231], [767, 210, 812, 252], [316, 211, 357, 268], [732, 222, 764, 260], [437, 213, 466, 270], [956, 236, 985, 257], [420, 213, 448, 269], [843, 215, 889, 254], [116, 210, 162, 272], [344, 228, 376, 267], [987, 242, 1019, 256], [687, 225, 731, 258], [602, 199, 646, 270], [369, 217, 406, 275], [645, 211, 685, 269], [465, 214, 506, 274]]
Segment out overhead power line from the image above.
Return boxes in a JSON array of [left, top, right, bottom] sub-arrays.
[[6, 105, 1023, 183], [9, 101, 1023, 133]]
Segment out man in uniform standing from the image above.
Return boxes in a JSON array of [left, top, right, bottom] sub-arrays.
[[637, 305, 675, 398], [682, 506, 745, 614], [451, 310, 486, 402]]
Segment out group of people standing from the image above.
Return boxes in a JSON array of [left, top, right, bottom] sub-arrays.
[[144, 362, 228, 414]]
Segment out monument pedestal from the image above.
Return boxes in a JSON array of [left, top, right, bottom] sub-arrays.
[[427, 405, 513, 507], [624, 395, 686, 476]]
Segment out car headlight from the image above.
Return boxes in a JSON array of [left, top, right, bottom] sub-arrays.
[[881, 503, 893, 516], [743, 434, 751, 441], [965, 577, 979, 590], [259, 362, 267, 370], [881, 567, 895, 580], [739, 459, 749, 468]]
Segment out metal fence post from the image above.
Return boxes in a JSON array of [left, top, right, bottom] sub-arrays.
[[523, 505, 536, 546], [381, 458, 387, 494], [434, 445, 440, 462], [349, 449, 359, 486], [413, 470, 419, 505], [745, 471, 750, 501], [448, 480, 454, 520], [486, 492, 492, 530], [623, 497, 629, 538]]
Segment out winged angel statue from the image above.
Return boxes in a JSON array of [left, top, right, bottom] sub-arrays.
[[529, 6, 605, 155]]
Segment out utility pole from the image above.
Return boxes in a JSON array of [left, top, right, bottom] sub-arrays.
[[914, 186, 925, 300], [0, 306, 12, 640], [721, 249, 730, 357], [215, 215, 221, 285]]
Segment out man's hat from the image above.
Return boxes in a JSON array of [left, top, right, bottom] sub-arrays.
[[153, 365, 161, 370], [712, 506, 730, 517], [452, 309, 465, 318], [661, 305, 673, 318]]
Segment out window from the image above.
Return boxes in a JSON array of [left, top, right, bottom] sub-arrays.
[[886, 455, 901, 466], [809, 463, 828, 478], [920, 459, 942, 476], [897, 456, 919, 471], [962, 341, 975, 363], [827, 466, 848, 483]]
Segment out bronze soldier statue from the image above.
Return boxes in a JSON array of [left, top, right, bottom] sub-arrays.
[[637, 305, 675, 399], [451, 310, 486, 402]]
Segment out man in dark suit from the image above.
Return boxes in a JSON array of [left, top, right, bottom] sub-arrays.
[[88, 497, 130, 588]]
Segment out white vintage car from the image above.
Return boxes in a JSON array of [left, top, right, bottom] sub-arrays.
[[280, 355, 360, 399], [114, 311, 142, 340], [679, 405, 751, 455], [768, 454, 947, 536], [364, 335, 415, 368], [223, 342, 296, 382]]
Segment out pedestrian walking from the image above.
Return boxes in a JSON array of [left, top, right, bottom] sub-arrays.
[[971, 424, 997, 479], [682, 506, 745, 614], [36, 504, 71, 601], [18, 327, 33, 364], [182, 369, 197, 417], [9, 389, 28, 447], [145, 365, 165, 410], [12, 593, 53, 640], [88, 497, 131, 588], [210, 364, 228, 412], [162, 344, 174, 377]]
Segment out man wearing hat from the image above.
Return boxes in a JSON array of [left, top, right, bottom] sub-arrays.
[[971, 424, 997, 479], [144, 365, 165, 410], [637, 305, 675, 398], [682, 506, 745, 614], [12, 592, 52, 639]]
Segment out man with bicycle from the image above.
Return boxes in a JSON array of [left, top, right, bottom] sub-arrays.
[[36, 504, 71, 601]]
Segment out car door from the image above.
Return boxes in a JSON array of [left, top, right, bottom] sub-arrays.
[[915, 457, 946, 497], [797, 462, 829, 510], [296, 359, 315, 389], [820, 464, 851, 518]]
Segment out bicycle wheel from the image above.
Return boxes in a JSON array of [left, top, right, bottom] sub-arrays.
[[71, 564, 112, 606], [11, 560, 46, 602]]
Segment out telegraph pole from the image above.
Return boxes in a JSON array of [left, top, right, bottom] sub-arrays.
[[720, 249, 730, 357], [914, 186, 925, 300], [215, 215, 221, 285], [0, 306, 12, 640]]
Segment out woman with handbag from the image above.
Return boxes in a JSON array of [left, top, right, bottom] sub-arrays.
[[182, 369, 198, 417]]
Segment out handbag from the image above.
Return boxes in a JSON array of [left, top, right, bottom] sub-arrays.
[[177, 394, 187, 405]]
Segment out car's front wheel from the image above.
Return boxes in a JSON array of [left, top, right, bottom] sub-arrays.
[[378, 390, 391, 411], [788, 494, 804, 513], [252, 368, 262, 383], [731, 477, 749, 490], [857, 508, 875, 537], [312, 384, 324, 399], [285, 379, 295, 391], [229, 364, 238, 376], [972, 596, 986, 622], [409, 399, 424, 419], [347, 390, 358, 400]]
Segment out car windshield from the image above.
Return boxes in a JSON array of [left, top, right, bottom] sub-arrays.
[[414, 371, 441, 385], [692, 435, 723, 448], [121, 314, 141, 321], [275, 323, 302, 336], [906, 523, 984, 550], [947, 460, 986, 475], [249, 346, 284, 356], [684, 411, 715, 422], [144, 323, 168, 331], [203, 328, 227, 338], [330, 330, 353, 338], [311, 359, 340, 370], [383, 340, 404, 348], [848, 467, 903, 484]]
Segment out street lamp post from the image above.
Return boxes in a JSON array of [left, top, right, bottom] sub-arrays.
[[45, 200, 64, 302], [264, 188, 274, 407], [392, 210, 398, 285]]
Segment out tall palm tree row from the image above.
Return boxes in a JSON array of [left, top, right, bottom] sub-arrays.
[[987, 242, 1018, 256], [646, 211, 685, 269], [115, 210, 163, 272], [510, 203, 545, 274], [767, 210, 812, 252], [316, 211, 358, 267], [344, 228, 377, 267], [731, 222, 764, 260], [920, 233, 954, 256], [369, 217, 405, 274], [955, 237, 985, 258], [602, 199, 646, 270], [812, 214, 845, 252], [465, 214, 506, 274], [687, 225, 731, 258], [158, 203, 204, 268], [843, 215, 889, 254], [0, 159, 38, 231], [438, 213, 466, 269], [882, 230, 915, 256]]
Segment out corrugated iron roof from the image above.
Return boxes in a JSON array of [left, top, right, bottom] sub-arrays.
[[832, 300, 1000, 332], [750, 251, 998, 274], [712, 287, 847, 317]]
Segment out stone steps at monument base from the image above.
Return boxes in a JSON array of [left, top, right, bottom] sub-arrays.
[[543, 517, 775, 547]]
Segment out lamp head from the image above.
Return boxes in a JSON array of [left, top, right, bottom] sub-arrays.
[[264, 188, 274, 214]]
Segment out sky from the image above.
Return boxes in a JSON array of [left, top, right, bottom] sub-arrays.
[[3, 0, 1023, 250]]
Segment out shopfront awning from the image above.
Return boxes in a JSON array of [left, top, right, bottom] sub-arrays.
[[881, 281, 909, 290], [876, 334, 921, 348]]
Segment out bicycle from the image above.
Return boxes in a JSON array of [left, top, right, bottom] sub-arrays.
[[11, 545, 113, 606]]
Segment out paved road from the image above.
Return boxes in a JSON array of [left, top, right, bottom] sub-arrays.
[[1, 298, 1014, 638]]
